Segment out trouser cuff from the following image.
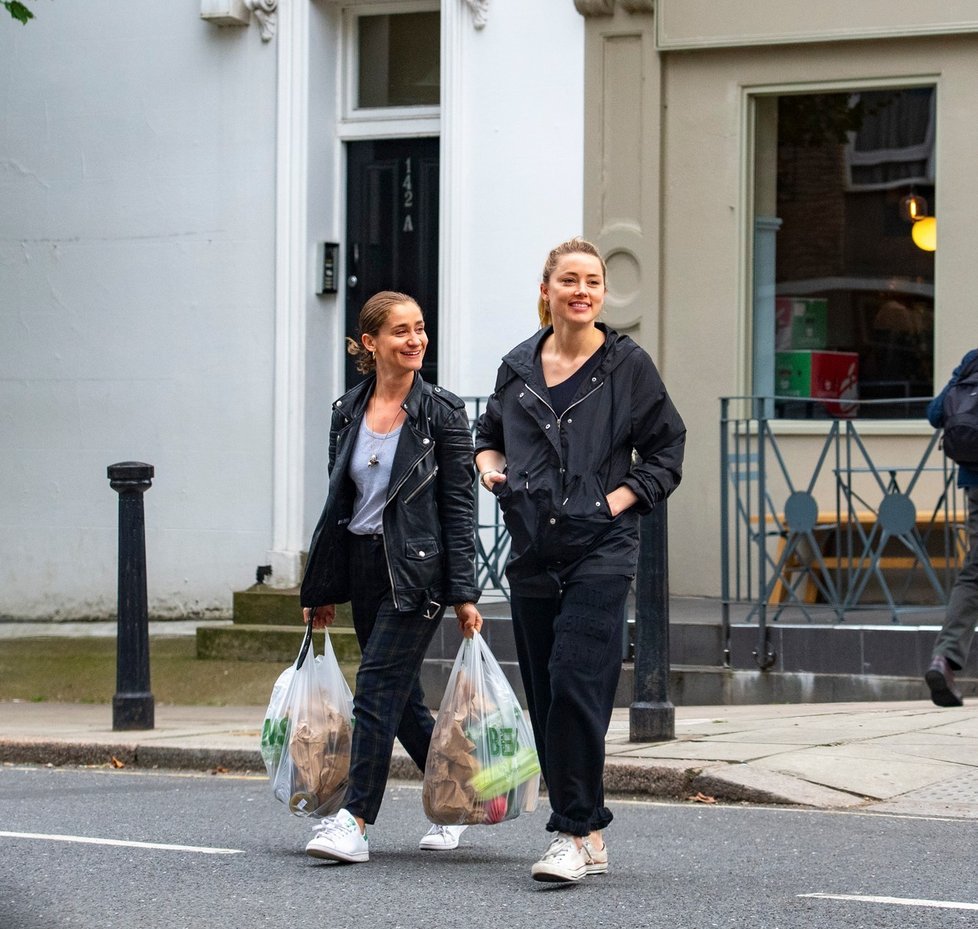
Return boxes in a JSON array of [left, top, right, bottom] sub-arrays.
[[546, 807, 613, 837]]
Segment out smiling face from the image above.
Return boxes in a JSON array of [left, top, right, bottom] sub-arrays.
[[540, 252, 606, 329], [361, 301, 427, 379]]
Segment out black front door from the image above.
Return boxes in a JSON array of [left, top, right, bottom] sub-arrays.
[[345, 138, 440, 388]]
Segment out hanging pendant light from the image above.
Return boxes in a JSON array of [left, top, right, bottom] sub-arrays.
[[899, 192, 928, 222]]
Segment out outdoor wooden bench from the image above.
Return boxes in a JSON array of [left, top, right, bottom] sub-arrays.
[[767, 509, 965, 605]]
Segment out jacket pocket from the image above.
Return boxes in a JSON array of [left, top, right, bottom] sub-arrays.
[[404, 537, 441, 563], [562, 475, 613, 522], [400, 537, 442, 595]]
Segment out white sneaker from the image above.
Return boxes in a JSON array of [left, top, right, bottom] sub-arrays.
[[418, 824, 467, 850], [583, 837, 609, 875], [305, 809, 369, 863], [530, 833, 588, 883]]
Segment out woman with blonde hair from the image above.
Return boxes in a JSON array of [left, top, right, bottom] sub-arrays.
[[475, 238, 685, 882], [301, 290, 483, 863]]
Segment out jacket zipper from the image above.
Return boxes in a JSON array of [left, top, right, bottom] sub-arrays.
[[382, 443, 435, 610], [401, 466, 438, 504], [523, 381, 606, 491], [525, 380, 604, 428], [558, 381, 604, 423]]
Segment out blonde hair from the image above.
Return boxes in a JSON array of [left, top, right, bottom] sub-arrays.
[[537, 237, 608, 328], [346, 291, 421, 374]]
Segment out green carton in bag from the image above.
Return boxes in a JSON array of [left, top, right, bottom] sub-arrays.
[[422, 631, 540, 826]]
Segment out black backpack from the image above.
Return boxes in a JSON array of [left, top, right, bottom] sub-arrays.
[[941, 355, 978, 468]]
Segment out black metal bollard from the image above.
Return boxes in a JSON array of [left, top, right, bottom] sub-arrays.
[[107, 462, 155, 731], [629, 502, 675, 742]]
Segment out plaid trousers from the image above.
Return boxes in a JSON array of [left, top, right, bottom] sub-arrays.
[[344, 533, 442, 824]]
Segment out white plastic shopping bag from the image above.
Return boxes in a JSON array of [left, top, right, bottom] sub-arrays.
[[423, 630, 540, 825], [260, 623, 355, 818]]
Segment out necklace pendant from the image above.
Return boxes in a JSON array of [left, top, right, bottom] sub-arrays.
[[367, 454, 379, 467]]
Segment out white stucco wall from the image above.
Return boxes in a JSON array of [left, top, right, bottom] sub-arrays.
[[450, 3, 585, 396], [0, 2, 278, 618], [1, 0, 585, 619]]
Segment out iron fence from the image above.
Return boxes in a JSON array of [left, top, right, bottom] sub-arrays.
[[463, 396, 510, 603], [721, 396, 966, 668]]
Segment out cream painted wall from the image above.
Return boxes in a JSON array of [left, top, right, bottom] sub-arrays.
[[660, 33, 978, 595]]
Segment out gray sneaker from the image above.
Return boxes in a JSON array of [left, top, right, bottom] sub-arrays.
[[305, 809, 369, 863], [530, 833, 588, 883]]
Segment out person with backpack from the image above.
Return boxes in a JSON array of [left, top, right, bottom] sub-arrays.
[[925, 347, 978, 707]]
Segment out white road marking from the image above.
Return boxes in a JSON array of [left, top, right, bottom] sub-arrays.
[[0, 831, 243, 855], [799, 893, 978, 911]]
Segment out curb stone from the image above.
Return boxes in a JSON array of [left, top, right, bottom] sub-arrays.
[[1, 738, 828, 808]]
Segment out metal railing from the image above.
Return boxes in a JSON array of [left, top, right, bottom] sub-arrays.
[[463, 396, 510, 603], [720, 396, 967, 668]]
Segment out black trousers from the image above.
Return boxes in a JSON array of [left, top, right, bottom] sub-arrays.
[[511, 575, 630, 837], [344, 533, 442, 824]]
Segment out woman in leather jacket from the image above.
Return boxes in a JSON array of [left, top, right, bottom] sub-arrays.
[[475, 238, 685, 883], [300, 291, 483, 863]]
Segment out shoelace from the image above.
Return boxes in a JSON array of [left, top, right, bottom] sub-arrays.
[[583, 839, 604, 861], [539, 836, 578, 862], [312, 815, 355, 840]]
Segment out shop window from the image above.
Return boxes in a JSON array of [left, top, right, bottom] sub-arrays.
[[752, 87, 936, 419], [356, 11, 440, 109]]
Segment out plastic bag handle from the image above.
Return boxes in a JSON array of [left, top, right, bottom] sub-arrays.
[[295, 621, 314, 669]]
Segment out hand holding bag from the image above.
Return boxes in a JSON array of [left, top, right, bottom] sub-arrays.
[[422, 630, 540, 825], [260, 623, 355, 818]]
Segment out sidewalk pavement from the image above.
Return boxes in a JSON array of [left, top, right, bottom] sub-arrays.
[[3, 699, 977, 819]]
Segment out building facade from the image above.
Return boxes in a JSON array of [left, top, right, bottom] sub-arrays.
[[577, 0, 978, 595], [8, 0, 972, 620], [0, 0, 585, 618]]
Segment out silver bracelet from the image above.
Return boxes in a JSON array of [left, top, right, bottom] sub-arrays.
[[479, 469, 500, 490]]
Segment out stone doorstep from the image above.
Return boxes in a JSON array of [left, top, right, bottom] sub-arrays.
[[213, 593, 973, 707], [421, 660, 977, 708], [195, 624, 361, 664], [230, 585, 353, 627]]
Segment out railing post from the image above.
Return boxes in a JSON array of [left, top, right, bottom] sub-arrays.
[[107, 461, 155, 731], [629, 502, 675, 742]]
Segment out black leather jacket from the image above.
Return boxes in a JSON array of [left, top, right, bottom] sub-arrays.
[[474, 323, 686, 595], [301, 373, 481, 614]]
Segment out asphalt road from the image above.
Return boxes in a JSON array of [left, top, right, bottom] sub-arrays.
[[1, 765, 975, 929]]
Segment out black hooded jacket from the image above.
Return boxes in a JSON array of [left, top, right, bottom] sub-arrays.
[[474, 324, 685, 595], [301, 373, 480, 614]]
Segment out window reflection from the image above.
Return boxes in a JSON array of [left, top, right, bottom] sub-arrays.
[[357, 12, 441, 109], [758, 88, 936, 419]]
